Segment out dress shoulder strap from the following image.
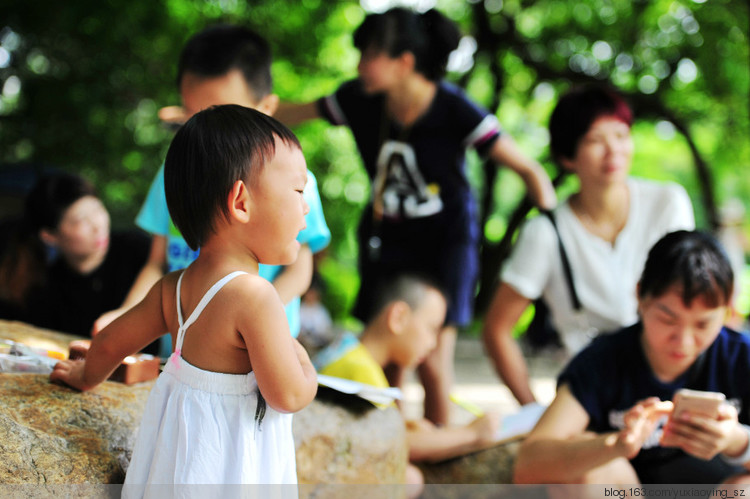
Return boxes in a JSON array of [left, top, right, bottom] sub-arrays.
[[174, 271, 248, 355]]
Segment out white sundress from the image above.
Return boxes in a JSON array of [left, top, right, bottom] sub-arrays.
[[122, 271, 298, 499]]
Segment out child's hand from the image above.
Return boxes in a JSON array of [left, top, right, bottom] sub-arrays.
[[469, 412, 500, 448], [661, 402, 740, 460], [50, 359, 91, 391], [616, 397, 671, 459]]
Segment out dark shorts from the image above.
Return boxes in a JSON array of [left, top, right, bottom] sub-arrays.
[[353, 212, 478, 327], [633, 451, 746, 484]]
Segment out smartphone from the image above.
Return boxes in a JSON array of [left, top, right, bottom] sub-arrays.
[[672, 388, 725, 419]]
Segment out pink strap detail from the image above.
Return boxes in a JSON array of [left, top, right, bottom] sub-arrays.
[[171, 348, 182, 368]]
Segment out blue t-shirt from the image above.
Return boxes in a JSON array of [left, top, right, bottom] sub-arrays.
[[136, 165, 331, 337], [559, 323, 750, 483], [317, 79, 500, 244]]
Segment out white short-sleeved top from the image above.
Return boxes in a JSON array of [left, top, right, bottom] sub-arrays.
[[501, 177, 695, 354]]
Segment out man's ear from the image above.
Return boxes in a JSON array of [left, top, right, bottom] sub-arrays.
[[228, 180, 251, 223], [39, 228, 58, 247], [258, 93, 280, 117], [158, 106, 188, 124], [385, 300, 411, 335]]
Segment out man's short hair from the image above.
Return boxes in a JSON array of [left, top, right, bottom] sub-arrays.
[[177, 24, 272, 100], [639, 230, 734, 308]]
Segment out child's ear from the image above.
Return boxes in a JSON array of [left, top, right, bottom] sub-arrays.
[[39, 228, 58, 247], [386, 301, 411, 335], [258, 94, 280, 117], [228, 180, 251, 223]]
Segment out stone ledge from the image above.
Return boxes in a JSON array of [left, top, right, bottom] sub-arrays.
[[0, 375, 407, 493], [0, 320, 407, 496]]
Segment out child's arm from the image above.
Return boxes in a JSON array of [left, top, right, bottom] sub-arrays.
[[513, 384, 668, 483], [274, 102, 321, 128], [51, 276, 169, 391], [406, 413, 500, 463], [271, 245, 313, 305], [489, 134, 557, 211], [661, 401, 750, 468], [238, 277, 317, 413], [92, 235, 167, 334]]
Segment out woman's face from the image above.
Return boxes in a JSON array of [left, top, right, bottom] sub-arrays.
[[562, 115, 633, 187], [51, 195, 110, 264], [357, 47, 405, 94], [639, 286, 726, 383]]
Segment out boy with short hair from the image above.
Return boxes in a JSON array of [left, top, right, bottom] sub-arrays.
[[314, 274, 499, 489], [514, 230, 750, 486], [94, 25, 330, 337]]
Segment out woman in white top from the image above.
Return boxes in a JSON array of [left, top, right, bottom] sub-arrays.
[[482, 85, 695, 406]]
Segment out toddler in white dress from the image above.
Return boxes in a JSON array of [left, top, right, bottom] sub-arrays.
[[51, 105, 318, 496]]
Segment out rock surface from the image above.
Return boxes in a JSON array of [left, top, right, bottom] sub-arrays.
[[0, 320, 408, 496], [0, 374, 151, 484], [417, 440, 520, 485]]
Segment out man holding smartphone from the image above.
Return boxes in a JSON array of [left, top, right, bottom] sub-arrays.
[[513, 231, 750, 486]]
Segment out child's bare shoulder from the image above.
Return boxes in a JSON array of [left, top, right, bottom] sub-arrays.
[[222, 272, 283, 309]]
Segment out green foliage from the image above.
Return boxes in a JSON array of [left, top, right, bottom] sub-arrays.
[[1, 0, 748, 322]]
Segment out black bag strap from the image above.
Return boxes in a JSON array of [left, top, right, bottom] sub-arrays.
[[541, 210, 582, 311]]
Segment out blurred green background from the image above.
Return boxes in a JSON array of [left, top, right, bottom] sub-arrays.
[[1, 0, 748, 331]]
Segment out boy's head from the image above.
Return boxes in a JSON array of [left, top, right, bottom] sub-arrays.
[[548, 84, 633, 168], [164, 104, 301, 251], [368, 274, 448, 368], [162, 25, 277, 123], [637, 230, 734, 381]]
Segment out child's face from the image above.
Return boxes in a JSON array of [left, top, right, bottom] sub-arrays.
[[247, 138, 309, 266], [180, 69, 261, 119], [562, 115, 633, 186], [639, 286, 727, 382], [395, 288, 446, 368], [49, 196, 110, 263]]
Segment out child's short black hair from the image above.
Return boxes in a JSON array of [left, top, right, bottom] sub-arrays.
[[639, 230, 734, 308], [164, 104, 300, 251], [367, 273, 448, 323], [177, 24, 272, 101], [548, 84, 633, 168]]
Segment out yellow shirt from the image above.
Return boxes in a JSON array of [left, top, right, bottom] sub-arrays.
[[318, 342, 389, 389]]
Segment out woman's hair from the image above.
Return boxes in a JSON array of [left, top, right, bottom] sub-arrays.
[[177, 24, 272, 101], [164, 104, 300, 251], [0, 172, 96, 307], [353, 7, 461, 81], [25, 172, 98, 232], [548, 84, 633, 166], [638, 230, 734, 308]]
